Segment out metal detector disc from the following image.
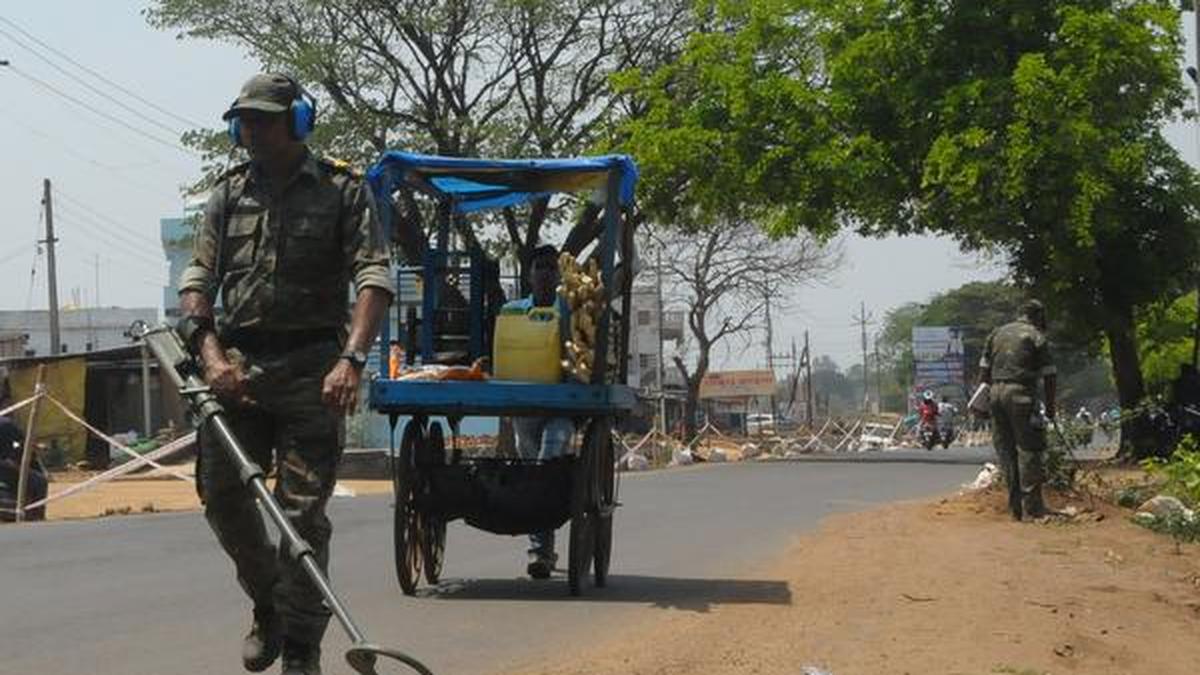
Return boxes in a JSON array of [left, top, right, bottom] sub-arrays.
[[346, 643, 434, 675]]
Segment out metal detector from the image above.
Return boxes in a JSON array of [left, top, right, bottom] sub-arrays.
[[135, 322, 433, 675]]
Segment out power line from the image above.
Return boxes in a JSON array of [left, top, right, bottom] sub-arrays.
[[0, 15, 207, 130], [0, 105, 180, 206], [0, 22, 187, 139], [2, 63, 197, 158], [52, 212, 167, 268], [54, 189, 168, 255]]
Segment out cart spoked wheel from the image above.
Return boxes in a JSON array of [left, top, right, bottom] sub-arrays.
[[568, 422, 598, 596], [592, 418, 615, 588], [393, 419, 424, 596], [421, 421, 448, 586]]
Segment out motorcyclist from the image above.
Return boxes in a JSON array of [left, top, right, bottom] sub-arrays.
[[917, 391, 939, 449], [918, 391, 939, 427], [937, 395, 957, 443]]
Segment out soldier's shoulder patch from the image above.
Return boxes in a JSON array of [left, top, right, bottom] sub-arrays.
[[319, 156, 362, 178], [219, 161, 252, 181]]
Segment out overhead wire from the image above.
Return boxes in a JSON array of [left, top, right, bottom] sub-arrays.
[[25, 208, 43, 311], [0, 106, 180, 206], [53, 188, 171, 256], [0, 22, 188, 139], [2, 63, 198, 159], [52, 210, 168, 268], [0, 15, 207, 130]]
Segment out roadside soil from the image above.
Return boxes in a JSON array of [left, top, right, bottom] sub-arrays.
[[512, 475, 1200, 675], [29, 471, 392, 520]]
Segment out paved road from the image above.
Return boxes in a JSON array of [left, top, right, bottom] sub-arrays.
[[1, 457, 983, 675]]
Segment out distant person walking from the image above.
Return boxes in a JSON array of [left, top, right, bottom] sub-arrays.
[[978, 300, 1057, 521]]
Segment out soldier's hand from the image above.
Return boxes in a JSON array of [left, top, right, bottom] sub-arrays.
[[323, 360, 361, 416], [204, 358, 254, 405]]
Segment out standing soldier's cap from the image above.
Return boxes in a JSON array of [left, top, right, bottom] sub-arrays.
[[222, 73, 299, 120], [1020, 299, 1045, 320]]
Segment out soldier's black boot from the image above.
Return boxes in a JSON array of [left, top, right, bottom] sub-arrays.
[[281, 638, 322, 675], [242, 606, 282, 672]]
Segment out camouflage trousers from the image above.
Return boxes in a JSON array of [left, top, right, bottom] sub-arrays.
[[989, 381, 1047, 519], [196, 339, 343, 646]]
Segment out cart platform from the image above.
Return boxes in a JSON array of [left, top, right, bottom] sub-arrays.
[[369, 380, 636, 417]]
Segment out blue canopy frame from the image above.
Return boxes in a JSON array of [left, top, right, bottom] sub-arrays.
[[364, 151, 639, 415], [366, 151, 638, 231]]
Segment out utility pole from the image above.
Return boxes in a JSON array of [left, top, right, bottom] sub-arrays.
[[41, 179, 61, 355], [656, 248, 667, 437], [852, 302, 874, 411], [874, 336, 883, 413], [804, 330, 814, 426]]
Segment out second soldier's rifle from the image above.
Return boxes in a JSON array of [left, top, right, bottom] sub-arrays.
[[134, 322, 433, 675]]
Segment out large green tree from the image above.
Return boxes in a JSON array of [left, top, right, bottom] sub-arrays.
[[876, 280, 1115, 412], [621, 0, 1200, 457], [147, 0, 692, 268]]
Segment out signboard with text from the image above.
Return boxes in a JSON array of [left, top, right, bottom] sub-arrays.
[[912, 326, 965, 389], [699, 369, 777, 399]]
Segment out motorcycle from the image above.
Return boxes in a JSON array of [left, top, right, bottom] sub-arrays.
[[918, 422, 940, 451], [936, 418, 956, 449]]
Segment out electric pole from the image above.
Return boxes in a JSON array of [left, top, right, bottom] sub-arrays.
[[42, 179, 61, 355], [804, 330, 813, 426], [656, 248, 667, 437], [852, 302, 874, 412], [874, 336, 883, 413]]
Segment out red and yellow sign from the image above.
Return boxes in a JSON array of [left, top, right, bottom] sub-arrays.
[[699, 370, 776, 399]]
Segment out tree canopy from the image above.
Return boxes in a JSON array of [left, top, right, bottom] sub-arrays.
[[621, 0, 1200, 455]]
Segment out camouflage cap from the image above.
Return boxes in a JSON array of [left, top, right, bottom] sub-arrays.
[[1020, 299, 1045, 320], [222, 73, 298, 120]]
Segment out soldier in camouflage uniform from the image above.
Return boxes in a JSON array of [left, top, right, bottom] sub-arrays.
[[978, 299, 1057, 521], [177, 73, 394, 675]]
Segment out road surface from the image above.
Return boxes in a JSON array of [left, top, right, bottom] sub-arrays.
[[1, 454, 984, 674]]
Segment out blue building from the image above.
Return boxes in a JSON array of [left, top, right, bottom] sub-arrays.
[[160, 200, 204, 319]]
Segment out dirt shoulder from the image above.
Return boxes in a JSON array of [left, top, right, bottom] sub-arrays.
[[30, 475, 393, 521], [513, 484, 1200, 675]]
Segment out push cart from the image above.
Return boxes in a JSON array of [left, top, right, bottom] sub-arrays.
[[366, 152, 638, 596]]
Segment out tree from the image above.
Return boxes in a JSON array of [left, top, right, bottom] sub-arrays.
[[653, 222, 840, 440], [623, 0, 1200, 457], [146, 0, 692, 270], [875, 280, 1116, 412], [817, 1, 1200, 457], [1136, 291, 1198, 395]]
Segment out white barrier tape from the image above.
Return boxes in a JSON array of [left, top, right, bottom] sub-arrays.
[[43, 393, 194, 483], [832, 419, 862, 453], [623, 429, 655, 455], [0, 393, 41, 418], [21, 432, 196, 512]]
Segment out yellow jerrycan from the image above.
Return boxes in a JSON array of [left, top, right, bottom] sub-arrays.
[[493, 305, 563, 383]]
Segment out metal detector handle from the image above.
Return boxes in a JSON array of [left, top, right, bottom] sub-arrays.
[[133, 323, 226, 423], [132, 322, 435, 675]]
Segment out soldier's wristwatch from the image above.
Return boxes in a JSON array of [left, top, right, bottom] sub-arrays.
[[340, 350, 368, 371]]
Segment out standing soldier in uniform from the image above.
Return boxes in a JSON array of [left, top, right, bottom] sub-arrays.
[[176, 73, 394, 675], [978, 299, 1057, 521]]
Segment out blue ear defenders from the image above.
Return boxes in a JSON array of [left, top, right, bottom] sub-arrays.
[[226, 76, 317, 146]]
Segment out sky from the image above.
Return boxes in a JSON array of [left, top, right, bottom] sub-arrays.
[[0, 3, 1197, 372]]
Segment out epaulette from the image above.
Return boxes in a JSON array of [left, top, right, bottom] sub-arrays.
[[220, 160, 252, 180], [319, 156, 362, 178]]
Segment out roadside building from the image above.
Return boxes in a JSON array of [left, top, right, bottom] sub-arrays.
[[699, 369, 777, 434], [0, 307, 156, 357]]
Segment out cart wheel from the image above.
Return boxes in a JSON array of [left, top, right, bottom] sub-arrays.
[[568, 423, 598, 596], [393, 420, 424, 596], [421, 421, 448, 586], [592, 420, 615, 588]]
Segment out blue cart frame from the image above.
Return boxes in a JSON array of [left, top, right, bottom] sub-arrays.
[[366, 152, 638, 596]]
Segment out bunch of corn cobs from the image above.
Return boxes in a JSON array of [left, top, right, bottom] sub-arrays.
[[558, 253, 604, 382]]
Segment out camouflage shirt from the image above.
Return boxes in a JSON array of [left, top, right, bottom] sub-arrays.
[[179, 152, 395, 331], [979, 318, 1056, 387]]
